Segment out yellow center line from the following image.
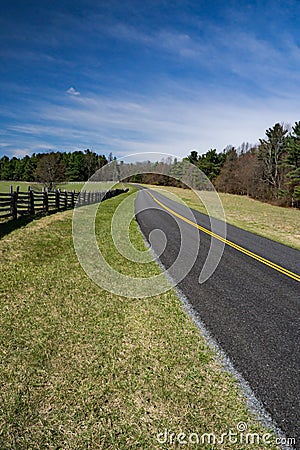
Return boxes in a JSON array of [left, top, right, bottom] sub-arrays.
[[147, 191, 300, 283]]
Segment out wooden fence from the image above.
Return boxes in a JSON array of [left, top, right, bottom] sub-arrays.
[[0, 186, 128, 220]]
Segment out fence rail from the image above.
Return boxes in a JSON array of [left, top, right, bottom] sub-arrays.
[[0, 186, 128, 220]]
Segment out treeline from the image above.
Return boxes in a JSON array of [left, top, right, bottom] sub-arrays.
[[0, 150, 109, 189], [127, 121, 300, 207], [185, 122, 300, 206], [1, 121, 299, 206]]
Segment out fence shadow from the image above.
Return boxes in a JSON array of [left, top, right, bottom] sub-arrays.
[[0, 188, 129, 239], [0, 210, 59, 240]]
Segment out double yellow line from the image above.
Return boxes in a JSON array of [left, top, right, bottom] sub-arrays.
[[147, 191, 300, 283]]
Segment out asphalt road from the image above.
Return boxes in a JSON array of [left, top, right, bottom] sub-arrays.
[[135, 186, 300, 447]]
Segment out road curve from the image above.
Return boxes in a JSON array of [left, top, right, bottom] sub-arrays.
[[135, 186, 300, 447]]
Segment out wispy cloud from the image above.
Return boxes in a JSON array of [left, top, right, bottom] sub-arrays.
[[2, 1, 300, 159], [67, 86, 80, 96], [91, 19, 300, 98], [3, 86, 299, 159]]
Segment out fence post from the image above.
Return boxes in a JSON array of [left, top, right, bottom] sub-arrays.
[[10, 186, 17, 219], [16, 186, 19, 216], [43, 188, 48, 212], [63, 190, 68, 209], [28, 186, 35, 215], [71, 190, 75, 208], [55, 189, 60, 210]]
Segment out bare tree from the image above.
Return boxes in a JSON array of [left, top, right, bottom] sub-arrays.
[[35, 153, 66, 189]]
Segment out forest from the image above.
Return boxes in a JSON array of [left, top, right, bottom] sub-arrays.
[[0, 121, 299, 206], [0, 150, 109, 189]]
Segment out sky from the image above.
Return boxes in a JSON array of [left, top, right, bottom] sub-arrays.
[[1, 0, 300, 160]]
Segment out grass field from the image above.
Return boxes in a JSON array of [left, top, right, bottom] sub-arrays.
[[142, 184, 300, 250], [57, 181, 122, 192], [0, 186, 279, 449], [0, 181, 43, 193], [0, 181, 124, 193]]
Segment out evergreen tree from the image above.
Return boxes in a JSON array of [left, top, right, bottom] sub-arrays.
[[66, 151, 86, 181], [22, 155, 37, 181], [186, 150, 199, 165], [258, 123, 288, 198], [97, 154, 108, 170], [0, 156, 12, 179], [283, 121, 300, 201], [198, 149, 226, 181], [13, 158, 24, 181], [84, 149, 98, 179], [185, 149, 226, 182]]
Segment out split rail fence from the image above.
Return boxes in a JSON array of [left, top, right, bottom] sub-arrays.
[[0, 186, 128, 220]]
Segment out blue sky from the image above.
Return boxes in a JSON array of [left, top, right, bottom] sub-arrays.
[[1, 0, 300, 159]]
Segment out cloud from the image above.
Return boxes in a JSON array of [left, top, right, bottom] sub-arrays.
[[100, 19, 300, 95], [4, 85, 299, 160], [66, 86, 80, 96]]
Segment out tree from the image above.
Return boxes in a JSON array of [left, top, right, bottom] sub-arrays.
[[35, 153, 66, 189], [97, 154, 108, 169], [186, 150, 199, 165], [84, 149, 98, 179], [0, 156, 11, 180], [215, 148, 240, 193], [198, 149, 226, 181], [185, 149, 227, 182], [13, 158, 25, 180], [258, 123, 288, 198], [235, 148, 265, 198], [22, 155, 37, 181], [66, 151, 85, 181], [283, 121, 300, 201]]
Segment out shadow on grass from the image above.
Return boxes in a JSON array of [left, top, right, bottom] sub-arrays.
[[0, 210, 64, 239]]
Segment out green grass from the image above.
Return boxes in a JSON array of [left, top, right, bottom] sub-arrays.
[[0, 186, 279, 449], [142, 184, 300, 250], [0, 181, 125, 194], [57, 181, 122, 192], [0, 181, 43, 193]]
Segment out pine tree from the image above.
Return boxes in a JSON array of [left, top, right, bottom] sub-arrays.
[[283, 121, 300, 201], [258, 123, 288, 198]]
